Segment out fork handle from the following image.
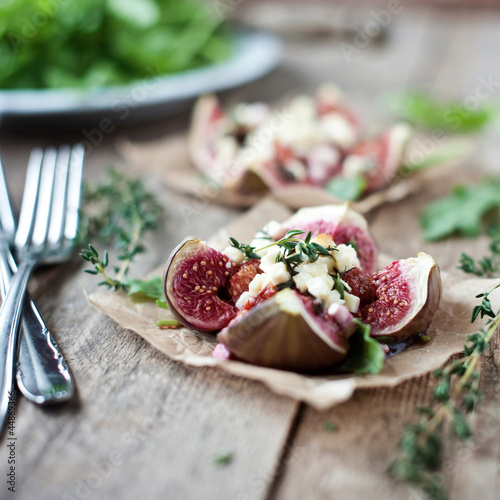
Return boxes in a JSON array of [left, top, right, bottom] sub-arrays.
[[0, 259, 34, 436], [0, 247, 74, 405]]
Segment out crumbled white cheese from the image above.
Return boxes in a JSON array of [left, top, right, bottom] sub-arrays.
[[232, 102, 269, 129], [342, 154, 375, 177], [222, 246, 245, 264], [266, 262, 291, 286], [333, 244, 360, 273], [262, 220, 282, 240], [283, 159, 308, 181], [235, 291, 254, 310], [259, 246, 282, 271], [320, 114, 357, 149], [343, 292, 360, 314], [248, 273, 272, 296], [327, 302, 341, 317], [234, 226, 362, 312]]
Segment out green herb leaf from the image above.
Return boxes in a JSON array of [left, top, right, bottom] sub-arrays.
[[213, 452, 233, 467], [401, 141, 471, 176], [325, 420, 337, 432], [339, 320, 385, 375], [326, 175, 367, 201], [420, 180, 500, 241], [123, 276, 164, 301], [385, 91, 496, 133]]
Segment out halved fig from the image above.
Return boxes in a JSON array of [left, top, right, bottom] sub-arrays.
[[164, 238, 239, 332], [188, 94, 228, 177], [358, 252, 441, 340], [277, 203, 377, 273], [228, 259, 262, 304], [217, 289, 354, 371], [342, 123, 411, 194]]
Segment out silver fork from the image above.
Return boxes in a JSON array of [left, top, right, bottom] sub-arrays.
[[0, 145, 84, 433], [0, 150, 76, 405]]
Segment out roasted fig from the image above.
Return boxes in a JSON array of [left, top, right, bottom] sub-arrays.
[[164, 238, 239, 332], [163, 209, 441, 372], [217, 288, 354, 371], [277, 204, 378, 273], [357, 252, 441, 340]]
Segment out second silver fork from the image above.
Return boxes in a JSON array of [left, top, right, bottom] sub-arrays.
[[0, 150, 76, 405]]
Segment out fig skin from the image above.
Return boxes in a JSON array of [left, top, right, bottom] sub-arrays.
[[361, 252, 441, 341], [164, 237, 238, 333], [217, 288, 352, 372]]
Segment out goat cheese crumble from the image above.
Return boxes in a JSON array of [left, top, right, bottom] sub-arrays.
[[234, 232, 362, 314]]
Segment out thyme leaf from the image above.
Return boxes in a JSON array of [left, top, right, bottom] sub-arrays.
[[388, 255, 500, 499], [79, 170, 179, 327]]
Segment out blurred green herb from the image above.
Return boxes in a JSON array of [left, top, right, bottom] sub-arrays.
[[0, 0, 233, 90], [386, 92, 496, 133], [388, 259, 500, 499], [326, 175, 366, 202], [420, 180, 500, 241], [213, 452, 233, 467], [400, 141, 470, 177], [325, 421, 337, 433], [458, 229, 500, 277]]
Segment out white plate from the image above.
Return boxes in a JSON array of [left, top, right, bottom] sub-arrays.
[[0, 29, 282, 127]]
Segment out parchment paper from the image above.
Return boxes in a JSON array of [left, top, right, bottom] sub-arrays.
[[117, 134, 464, 213], [88, 198, 500, 410]]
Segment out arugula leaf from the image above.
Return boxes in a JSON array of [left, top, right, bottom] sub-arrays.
[[339, 320, 385, 375], [420, 180, 500, 241], [326, 175, 366, 201], [0, 0, 233, 90], [385, 92, 496, 133], [123, 276, 164, 302]]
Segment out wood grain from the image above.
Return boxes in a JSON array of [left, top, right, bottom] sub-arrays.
[[0, 3, 500, 500]]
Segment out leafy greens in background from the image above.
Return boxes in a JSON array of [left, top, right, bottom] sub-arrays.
[[385, 92, 496, 134], [0, 0, 233, 89], [420, 180, 500, 242]]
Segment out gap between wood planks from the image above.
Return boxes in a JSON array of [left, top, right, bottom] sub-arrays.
[[264, 403, 306, 500]]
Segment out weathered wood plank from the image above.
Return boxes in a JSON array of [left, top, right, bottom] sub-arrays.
[[1, 3, 500, 500], [268, 5, 500, 500], [0, 140, 300, 500]]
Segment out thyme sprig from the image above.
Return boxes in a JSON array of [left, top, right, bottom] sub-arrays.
[[230, 230, 337, 276], [79, 170, 179, 327], [388, 273, 500, 499], [80, 245, 122, 290], [78, 169, 163, 290], [458, 228, 500, 277]]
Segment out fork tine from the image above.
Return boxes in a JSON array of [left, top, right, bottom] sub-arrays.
[[0, 153, 16, 236], [47, 146, 71, 245], [14, 148, 44, 248], [31, 148, 58, 247], [63, 144, 84, 241]]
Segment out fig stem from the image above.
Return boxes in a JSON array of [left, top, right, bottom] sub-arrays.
[[156, 319, 181, 328]]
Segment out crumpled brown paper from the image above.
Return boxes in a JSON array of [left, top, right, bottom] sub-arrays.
[[117, 134, 463, 213], [88, 198, 500, 410]]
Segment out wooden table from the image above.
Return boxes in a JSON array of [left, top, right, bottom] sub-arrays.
[[1, 3, 500, 499]]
